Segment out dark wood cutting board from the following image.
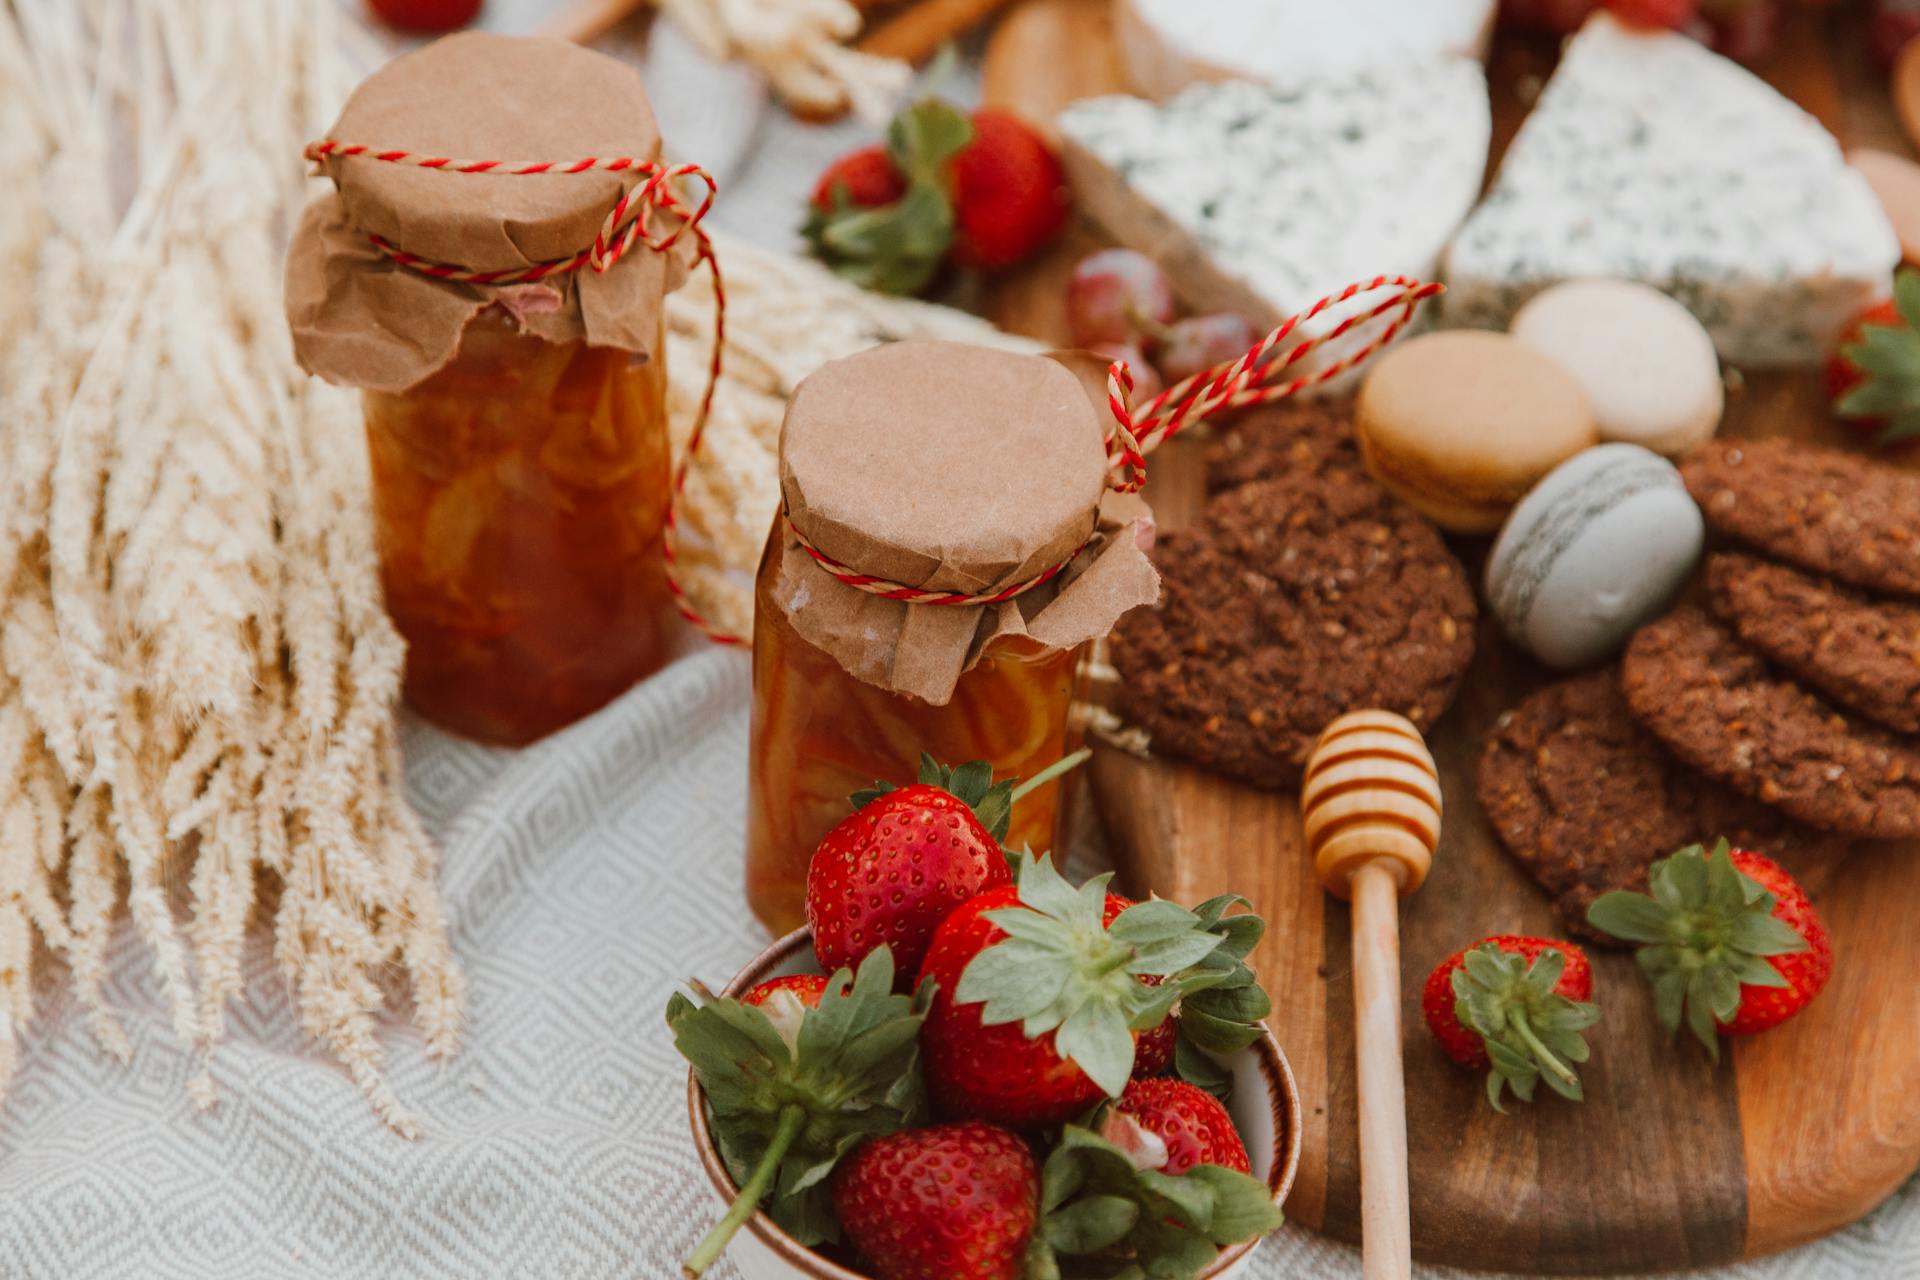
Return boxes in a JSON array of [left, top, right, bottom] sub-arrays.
[[983, 1, 1920, 1271]]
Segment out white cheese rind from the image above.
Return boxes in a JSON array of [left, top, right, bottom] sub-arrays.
[[1058, 63, 1490, 365], [1116, 0, 1498, 99], [1443, 12, 1898, 369]]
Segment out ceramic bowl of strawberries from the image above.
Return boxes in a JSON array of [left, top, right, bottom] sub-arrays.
[[671, 755, 1302, 1280]]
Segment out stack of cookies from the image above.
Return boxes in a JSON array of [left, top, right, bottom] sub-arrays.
[[1481, 438, 1920, 940], [1110, 402, 1480, 790]]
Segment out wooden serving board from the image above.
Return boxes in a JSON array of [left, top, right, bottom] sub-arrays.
[[983, 1, 1920, 1272]]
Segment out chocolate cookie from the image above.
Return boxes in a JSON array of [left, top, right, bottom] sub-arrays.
[[1205, 400, 1359, 494], [1707, 552, 1920, 734], [1681, 439, 1920, 598], [1478, 671, 1844, 942], [1623, 606, 1920, 838], [1111, 462, 1477, 790]]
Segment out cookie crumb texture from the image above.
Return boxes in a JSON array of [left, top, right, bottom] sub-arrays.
[[1112, 406, 1477, 790], [1477, 671, 1841, 942], [1682, 440, 1920, 598], [1623, 607, 1920, 838], [1708, 553, 1920, 735]]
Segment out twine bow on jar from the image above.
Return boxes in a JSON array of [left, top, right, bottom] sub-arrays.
[[301, 138, 734, 643]]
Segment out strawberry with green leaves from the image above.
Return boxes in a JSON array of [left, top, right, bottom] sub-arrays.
[[1026, 1122, 1283, 1278], [1423, 936, 1600, 1110], [1105, 1077, 1251, 1175], [671, 947, 931, 1276], [915, 853, 1267, 1129], [1587, 840, 1832, 1059], [802, 92, 1067, 295], [1828, 268, 1920, 449], [806, 751, 1089, 982], [830, 1112, 1280, 1280]]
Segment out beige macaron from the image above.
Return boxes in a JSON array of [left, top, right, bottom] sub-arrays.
[[1511, 279, 1723, 458], [1355, 330, 1597, 535]]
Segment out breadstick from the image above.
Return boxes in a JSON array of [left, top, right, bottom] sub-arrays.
[[538, 0, 651, 45], [856, 0, 1020, 64]]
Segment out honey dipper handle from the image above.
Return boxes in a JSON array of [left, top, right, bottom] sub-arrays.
[[1351, 859, 1413, 1280]]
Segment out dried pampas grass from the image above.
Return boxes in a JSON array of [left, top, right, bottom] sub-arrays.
[[0, 0, 461, 1135]]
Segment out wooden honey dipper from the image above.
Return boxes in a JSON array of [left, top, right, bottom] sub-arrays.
[[1300, 710, 1441, 1280]]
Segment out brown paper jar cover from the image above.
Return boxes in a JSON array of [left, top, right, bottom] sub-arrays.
[[772, 340, 1161, 706], [285, 32, 685, 394]]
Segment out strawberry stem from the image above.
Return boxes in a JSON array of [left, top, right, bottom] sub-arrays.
[[682, 1104, 806, 1277], [1508, 1009, 1576, 1087], [1010, 748, 1092, 806]]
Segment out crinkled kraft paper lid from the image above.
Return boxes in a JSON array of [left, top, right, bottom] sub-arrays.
[[773, 341, 1160, 705], [285, 32, 683, 393]]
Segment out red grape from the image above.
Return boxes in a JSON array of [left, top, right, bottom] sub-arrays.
[[1606, 0, 1699, 27], [1152, 313, 1263, 385], [1872, 0, 1920, 67], [1066, 250, 1175, 346], [1090, 342, 1165, 406], [1708, 0, 1779, 63]]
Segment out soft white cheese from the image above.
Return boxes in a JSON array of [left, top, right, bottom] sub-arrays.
[[1116, 0, 1498, 99], [1058, 62, 1491, 371], [1443, 12, 1899, 369]]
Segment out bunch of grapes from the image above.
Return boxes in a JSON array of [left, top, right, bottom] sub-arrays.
[[1065, 250, 1262, 404]]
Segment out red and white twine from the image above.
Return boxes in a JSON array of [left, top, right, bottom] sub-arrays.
[[303, 138, 738, 645], [304, 138, 1437, 641], [787, 274, 1442, 611]]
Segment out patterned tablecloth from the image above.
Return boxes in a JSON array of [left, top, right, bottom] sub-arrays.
[[0, 5, 1913, 1277], [0, 650, 1912, 1279]]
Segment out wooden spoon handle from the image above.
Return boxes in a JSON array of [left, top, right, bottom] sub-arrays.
[[538, 0, 649, 44], [1350, 859, 1412, 1280]]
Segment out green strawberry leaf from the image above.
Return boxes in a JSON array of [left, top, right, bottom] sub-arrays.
[[886, 97, 974, 185], [1449, 942, 1598, 1109], [672, 947, 930, 1274], [1036, 1124, 1282, 1278], [1586, 839, 1815, 1063], [1173, 1036, 1233, 1098], [1894, 264, 1920, 333]]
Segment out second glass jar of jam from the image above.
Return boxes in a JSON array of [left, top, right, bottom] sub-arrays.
[[286, 33, 691, 745], [744, 342, 1160, 933]]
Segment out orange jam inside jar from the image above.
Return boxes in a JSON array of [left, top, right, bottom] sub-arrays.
[[745, 532, 1088, 932], [740, 341, 1159, 935], [362, 310, 676, 745]]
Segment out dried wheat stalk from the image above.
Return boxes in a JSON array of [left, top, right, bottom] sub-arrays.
[[0, 0, 461, 1136]]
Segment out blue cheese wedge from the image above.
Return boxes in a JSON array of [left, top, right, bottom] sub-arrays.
[[1443, 12, 1898, 369], [1116, 0, 1497, 99], [1058, 62, 1490, 366]]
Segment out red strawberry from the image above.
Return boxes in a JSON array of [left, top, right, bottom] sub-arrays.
[[1422, 936, 1599, 1108], [946, 110, 1069, 272], [802, 99, 1066, 294], [1873, 0, 1920, 67], [739, 974, 829, 1009], [916, 855, 1231, 1128], [1827, 276, 1920, 449], [1589, 841, 1832, 1058], [1109, 1077, 1250, 1175], [832, 1122, 1039, 1280], [808, 145, 908, 215], [1704, 0, 1780, 63], [367, 0, 480, 32], [806, 754, 1085, 982], [1132, 1001, 1178, 1079]]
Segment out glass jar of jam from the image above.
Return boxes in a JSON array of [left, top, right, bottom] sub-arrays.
[[286, 33, 692, 745], [744, 342, 1160, 933], [361, 311, 673, 744]]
